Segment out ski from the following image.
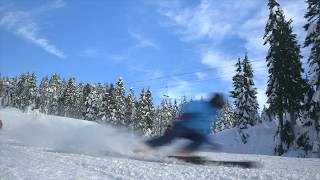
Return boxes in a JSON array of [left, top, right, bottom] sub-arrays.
[[105, 152, 260, 169], [167, 155, 260, 168]]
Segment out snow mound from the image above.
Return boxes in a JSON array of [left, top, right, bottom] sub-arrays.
[[211, 122, 277, 155]]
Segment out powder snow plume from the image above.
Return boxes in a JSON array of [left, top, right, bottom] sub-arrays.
[[0, 108, 142, 157]]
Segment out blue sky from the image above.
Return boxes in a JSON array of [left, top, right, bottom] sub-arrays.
[[0, 0, 308, 107]]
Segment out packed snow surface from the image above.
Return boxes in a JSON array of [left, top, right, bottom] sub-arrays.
[[0, 108, 320, 180]]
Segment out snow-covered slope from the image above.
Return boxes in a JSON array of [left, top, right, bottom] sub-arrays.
[[212, 122, 277, 155], [0, 108, 320, 180]]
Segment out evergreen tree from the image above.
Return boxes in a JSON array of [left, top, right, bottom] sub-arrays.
[[95, 83, 106, 122], [95, 83, 105, 95], [10, 77, 18, 107], [58, 79, 67, 116], [136, 88, 155, 135], [98, 85, 108, 122], [62, 77, 77, 117], [48, 74, 63, 115], [73, 83, 84, 119], [0, 77, 17, 107], [115, 78, 126, 126], [125, 88, 137, 129], [144, 88, 155, 135], [38, 76, 50, 114], [0, 76, 5, 106], [152, 107, 162, 136], [29, 73, 37, 109], [264, 0, 306, 155], [242, 53, 260, 125], [84, 86, 102, 121], [0, 76, 7, 106], [230, 58, 249, 143], [16, 73, 37, 110], [135, 88, 145, 131], [171, 99, 180, 120], [298, 0, 320, 155], [214, 103, 236, 133], [230, 58, 244, 122], [157, 98, 173, 135], [81, 83, 92, 118], [179, 96, 188, 110], [304, 0, 320, 134], [105, 84, 117, 124]]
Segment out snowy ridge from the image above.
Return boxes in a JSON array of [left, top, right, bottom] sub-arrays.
[[1, 108, 320, 180]]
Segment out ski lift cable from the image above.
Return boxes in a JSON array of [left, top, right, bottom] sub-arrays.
[[128, 64, 268, 88], [148, 68, 269, 92], [131, 66, 268, 89], [148, 61, 308, 97], [132, 59, 265, 84], [127, 61, 308, 88]]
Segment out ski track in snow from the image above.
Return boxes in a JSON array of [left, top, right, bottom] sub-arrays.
[[0, 108, 320, 180]]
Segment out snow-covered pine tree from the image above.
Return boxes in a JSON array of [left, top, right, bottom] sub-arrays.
[[29, 73, 37, 110], [0, 77, 17, 107], [105, 84, 117, 124], [16, 73, 37, 110], [57, 79, 67, 116], [304, 0, 320, 134], [38, 76, 50, 114], [230, 58, 249, 143], [152, 106, 162, 136], [84, 86, 102, 121], [264, 0, 306, 155], [230, 58, 243, 117], [299, 0, 320, 155], [171, 99, 180, 120], [136, 88, 155, 135], [73, 83, 84, 119], [61, 77, 77, 118], [135, 88, 145, 131], [97, 85, 108, 122], [80, 83, 92, 118], [144, 88, 155, 135], [115, 78, 126, 126], [9, 77, 18, 107], [213, 103, 236, 133], [0, 76, 7, 106], [156, 98, 173, 136], [0, 75, 5, 106], [242, 53, 260, 125], [178, 96, 188, 113], [180, 96, 188, 106], [92, 83, 105, 121], [48, 74, 63, 115], [10, 77, 18, 107], [125, 88, 137, 129]]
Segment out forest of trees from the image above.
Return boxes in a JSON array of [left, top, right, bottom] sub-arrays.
[[0, 74, 186, 137], [0, 0, 319, 156]]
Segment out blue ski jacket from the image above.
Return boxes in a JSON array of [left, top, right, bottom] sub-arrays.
[[178, 100, 218, 135]]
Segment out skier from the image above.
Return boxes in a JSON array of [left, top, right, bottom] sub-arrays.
[[137, 93, 226, 157], [0, 120, 3, 129]]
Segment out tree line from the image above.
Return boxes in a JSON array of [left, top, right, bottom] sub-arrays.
[[0, 74, 186, 136]]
